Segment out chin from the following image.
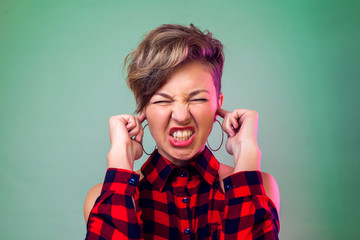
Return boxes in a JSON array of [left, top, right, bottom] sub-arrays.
[[169, 145, 205, 161]]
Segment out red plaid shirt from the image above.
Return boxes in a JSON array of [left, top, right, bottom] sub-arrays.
[[86, 147, 279, 239]]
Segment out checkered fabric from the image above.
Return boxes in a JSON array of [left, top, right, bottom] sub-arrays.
[[86, 147, 279, 239]]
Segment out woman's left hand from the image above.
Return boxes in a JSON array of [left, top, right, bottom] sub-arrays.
[[216, 108, 261, 172]]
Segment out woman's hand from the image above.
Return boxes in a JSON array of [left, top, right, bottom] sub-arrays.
[[106, 113, 146, 171], [216, 108, 261, 172]]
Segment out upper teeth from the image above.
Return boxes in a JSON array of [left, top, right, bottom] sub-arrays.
[[172, 130, 193, 139]]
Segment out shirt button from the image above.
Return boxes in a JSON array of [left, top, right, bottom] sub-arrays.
[[128, 178, 136, 185], [226, 184, 232, 190], [184, 228, 191, 234], [180, 171, 187, 177], [182, 197, 188, 203]]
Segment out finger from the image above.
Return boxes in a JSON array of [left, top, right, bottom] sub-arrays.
[[131, 118, 144, 143], [134, 123, 144, 143], [135, 113, 145, 142], [126, 121, 136, 130], [216, 108, 229, 118], [230, 115, 240, 130], [222, 116, 235, 137], [135, 127, 143, 143], [128, 128, 139, 137], [128, 116, 141, 135], [137, 112, 146, 123], [126, 116, 137, 130]]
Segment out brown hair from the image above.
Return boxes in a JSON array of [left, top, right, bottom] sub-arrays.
[[124, 24, 224, 113]]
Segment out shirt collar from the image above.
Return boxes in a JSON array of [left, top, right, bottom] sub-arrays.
[[141, 146, 220, 191]]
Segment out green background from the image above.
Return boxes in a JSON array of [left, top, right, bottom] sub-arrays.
[[1, 0, 359, 239]]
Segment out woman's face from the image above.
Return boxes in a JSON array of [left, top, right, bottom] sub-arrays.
[[144, 61, 223, 166]]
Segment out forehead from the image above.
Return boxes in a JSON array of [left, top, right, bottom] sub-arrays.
[[157, 61, 216, 94]]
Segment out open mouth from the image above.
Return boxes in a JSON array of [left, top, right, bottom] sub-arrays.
[[169, 127, 195, 147], [171, 129, 194, 141]]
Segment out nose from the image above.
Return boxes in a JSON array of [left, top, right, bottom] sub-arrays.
[[171, 102, 191, 124]]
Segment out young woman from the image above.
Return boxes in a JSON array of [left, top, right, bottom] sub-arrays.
[[84, 24, 280, 240]]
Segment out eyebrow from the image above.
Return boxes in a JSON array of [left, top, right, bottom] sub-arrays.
[[154, 90, 209, 99], [189, 90, 209, 97]]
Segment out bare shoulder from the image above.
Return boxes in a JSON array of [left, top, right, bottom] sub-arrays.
[[219, 163, 235, 180], [261, 171, 280, 213], [83, 169, 144, 224], [83, 183, 103, 224], [218, 164, 280, 213]]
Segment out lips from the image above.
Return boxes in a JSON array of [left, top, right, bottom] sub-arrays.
[[169, 127, 195, 147]]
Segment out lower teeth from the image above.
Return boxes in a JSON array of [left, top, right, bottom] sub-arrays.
[[174, 137, 190, 141]]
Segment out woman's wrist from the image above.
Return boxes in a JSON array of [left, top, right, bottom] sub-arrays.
[[107, 149, 134, 171], [233, 143, 261, 172]]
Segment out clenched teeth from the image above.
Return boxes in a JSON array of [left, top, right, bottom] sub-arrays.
[[171, 130, 193, 141]]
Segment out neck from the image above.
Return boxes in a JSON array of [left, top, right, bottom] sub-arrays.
[[157, 146, 206, 167]]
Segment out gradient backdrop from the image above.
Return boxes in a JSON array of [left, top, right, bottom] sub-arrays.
[[1, 0, 359, 239]]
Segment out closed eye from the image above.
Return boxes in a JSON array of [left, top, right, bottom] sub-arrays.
[[153, 100, 172, 104], [190, 98, 208, 102]]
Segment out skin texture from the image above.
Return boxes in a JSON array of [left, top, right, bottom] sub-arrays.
[[84, 60, 280, 223], [144, 61, 222, 167]]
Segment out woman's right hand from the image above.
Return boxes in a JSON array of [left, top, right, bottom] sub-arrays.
[[106, 112, 146, 171]]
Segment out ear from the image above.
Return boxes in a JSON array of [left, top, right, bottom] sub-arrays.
[[218, 92, 224, 108], [215, 93, 224, 121], [137, 111, 147, 123]]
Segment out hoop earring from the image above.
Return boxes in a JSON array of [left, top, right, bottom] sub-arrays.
[[141, 124, 157, 156], [206, 120, 224, 152]]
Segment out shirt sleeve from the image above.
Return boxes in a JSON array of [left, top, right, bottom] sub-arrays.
[[221, 171, 280, 240], [86, 168, 143, 240]]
